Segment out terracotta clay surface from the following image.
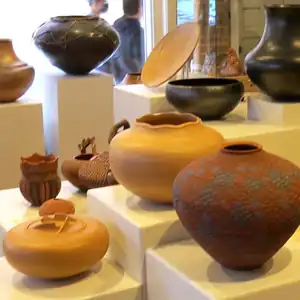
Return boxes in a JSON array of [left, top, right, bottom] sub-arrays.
[[39, 198, 75, 216], [61, 137, 97, 191], [3, 214, 109, 279], [19, 153, 61, 207], [0, 39, 35, 102], [141, 22, 200, 87], [109, 112, 224, 204], [174, 141, 300, 270], [78, 152, 118, 189]]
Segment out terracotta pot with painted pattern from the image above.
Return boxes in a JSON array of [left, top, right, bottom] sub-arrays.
[[173, 141, 300, 270], [19, 153, 61, 207]]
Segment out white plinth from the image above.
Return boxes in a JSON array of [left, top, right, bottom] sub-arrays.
[[0, 181, 86, 233], [87, 185, 190, 282], [0, 100, 44, 190], [205, 104, 300, 167], [27, 69, 114, 171], [0, 257, 141, 300], [146, 238, 300, 300], [247, 93, 300, 125], [113, 84, 174, 124]]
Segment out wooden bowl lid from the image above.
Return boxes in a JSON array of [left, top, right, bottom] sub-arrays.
[[141, 22, 200, 88]]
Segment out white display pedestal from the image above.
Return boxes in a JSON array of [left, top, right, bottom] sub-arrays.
[[87, 185, 189, 283], [0, 257, 141, 300], [113, 84, 174, 124], [146, 238, 300, 300], [0, 99, 44, 190], [27, 69, 114, 171], [247, 93, 300, 125]]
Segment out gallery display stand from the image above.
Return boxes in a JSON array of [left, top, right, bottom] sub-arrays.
[[146, 238, 300, 300], [27, 69, 114, 171], [113, 84, 174, 124], [0, 100, 44, 190], [247, 93, 300, 125], [0, 182, 141, 300]]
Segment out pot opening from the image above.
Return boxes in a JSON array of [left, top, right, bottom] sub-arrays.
[[137, 113, 198, 127], [168, 78, 239, 87], [127, 73, 141, 76], [75, 153, 94, 161], [221, 142, 262, 154], [51, 16, 99, 22]]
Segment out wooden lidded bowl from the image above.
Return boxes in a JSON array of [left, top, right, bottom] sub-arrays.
[[3, 214, 109, 279]]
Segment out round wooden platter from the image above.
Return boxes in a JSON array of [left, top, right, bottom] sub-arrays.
[[141, 22, 200, 88]]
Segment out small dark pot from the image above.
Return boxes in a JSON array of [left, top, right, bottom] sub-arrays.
[[166, 78, 244, 120], [245, 5, 300, 103], [33, 15, 120, 75]]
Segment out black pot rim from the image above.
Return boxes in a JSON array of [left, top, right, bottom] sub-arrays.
[[264, 4, 300, 9], [50, 15, 99, 22], [167, 78, 241, 88]]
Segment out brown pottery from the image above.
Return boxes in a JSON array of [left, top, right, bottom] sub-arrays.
[[39, 198, 75, 216], [0, 39, 35, 102], [109, 112, 224, 204], [121, 73, 142, 85], [61, 137, 98, 191], [77, 121, 129, 189], [173, 141, 300, 270], [3, 214, 109, 279], [19, 153, 61, 207]]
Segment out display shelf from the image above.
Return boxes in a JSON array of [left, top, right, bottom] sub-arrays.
[[206, 113, 300, 167], [247, 93, 300, 125], [87, 185, 190, 282], [113, 84, 174, 124], [146, 238, 300, 300], [0, 257, 141, 300], [0, 181, 85, 233], [26, 69, 114, 173], [0, 99, 44, 190]]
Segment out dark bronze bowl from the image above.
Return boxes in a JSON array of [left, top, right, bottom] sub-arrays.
[[166, 78, 244, 120]]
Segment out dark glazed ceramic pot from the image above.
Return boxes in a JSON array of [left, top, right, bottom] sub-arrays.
[[32, 16, 120, 75], [173, 141, 300, 270], [166, 78, 244, 120], [245, 5, 300, 103], [19, 153, 61, 207]]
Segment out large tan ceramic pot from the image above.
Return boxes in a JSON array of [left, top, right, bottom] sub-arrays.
[[0, 39, 35, 102], [3, 214, 109, 279], [109, 113, 224, 204]]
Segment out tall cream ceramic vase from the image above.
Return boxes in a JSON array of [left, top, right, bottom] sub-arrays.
[[109, 112, 224, 204]]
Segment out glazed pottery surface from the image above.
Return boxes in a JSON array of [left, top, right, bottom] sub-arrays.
[[39, 198, 75, 216], [166, 78, 244, 120], [0, 39, 35, 102], [141, 22, 200, 87], [19, 153, 61, 207], [121, 73, 142, 85], [245, 5, 300, 102], [109, 113, 224, 204], [173, 141, 300, 270], [33, 16, 120, 75], [3, 214, 109, 279], [61, 137, 97, 191]]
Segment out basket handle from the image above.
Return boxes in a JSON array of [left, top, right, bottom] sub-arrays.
[[108, 119, 130, 144]]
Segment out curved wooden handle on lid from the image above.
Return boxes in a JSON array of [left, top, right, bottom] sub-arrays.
[[29, 214, 77, 234]]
